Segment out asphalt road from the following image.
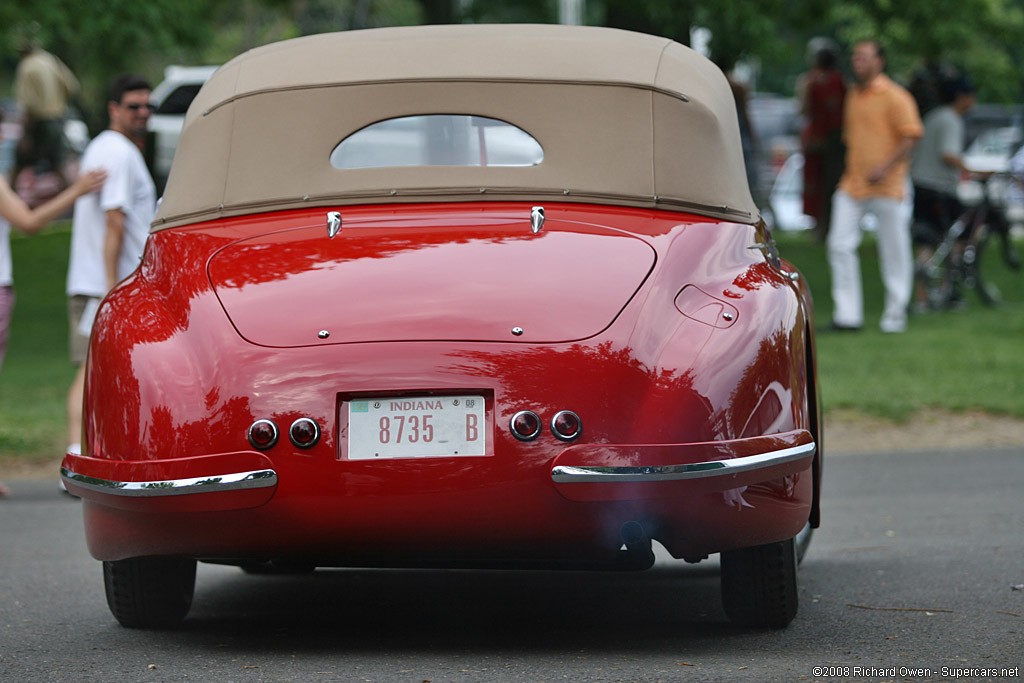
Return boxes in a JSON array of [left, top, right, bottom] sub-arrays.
[[1, 447, 1021, 682]]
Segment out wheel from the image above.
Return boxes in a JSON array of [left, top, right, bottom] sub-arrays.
[[794, 522, 814, 565], [966, 228, 1001, 307], [103, 557, 196, 628], [720, 537, 798, 628], [916, 249, 954, 310], [998, 229, 1021, 270]]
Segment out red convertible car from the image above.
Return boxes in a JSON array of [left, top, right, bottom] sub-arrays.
[[62, 24, 821, 629]]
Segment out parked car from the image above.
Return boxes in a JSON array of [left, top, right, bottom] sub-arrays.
[[958, 125, 1023, 208], [964, 125, 1021, 173], [747, 92, 801, 204], [766, 152, 815, 232], [963, 103, 1023, 150], [766, 152, 877, 233], [147, 65, 218, 194], [61, 24, 822, 630]]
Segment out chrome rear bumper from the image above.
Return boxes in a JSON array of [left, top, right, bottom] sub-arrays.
[[60, 467, 278, 497], [550, 429, 816, 502], [552, 441, 814, 483]]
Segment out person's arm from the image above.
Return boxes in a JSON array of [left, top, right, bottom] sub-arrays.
[[0, 169, 107, 234], [867, 136, 918, 184], [941, 151, 982, 177], [937, 114, 988, 178], [103, 208, 126, 292], [944, 150, 995, 179]]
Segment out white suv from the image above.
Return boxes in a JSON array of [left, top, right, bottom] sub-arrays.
[[148, 65, 218, 193]]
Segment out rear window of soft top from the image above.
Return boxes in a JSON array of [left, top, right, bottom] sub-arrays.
[[330, 115, 544, 169]]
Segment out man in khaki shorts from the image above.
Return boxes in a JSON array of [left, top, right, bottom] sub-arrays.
[[67, 296, 93, 363], [65, 74, 155, 459]]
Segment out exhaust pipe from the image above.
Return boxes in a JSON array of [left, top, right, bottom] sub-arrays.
[[619, 521, 655, 570], [620, 520, 645, 545]]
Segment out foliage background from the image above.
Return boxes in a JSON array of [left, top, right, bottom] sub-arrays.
[[2, 0, 1023, 131]]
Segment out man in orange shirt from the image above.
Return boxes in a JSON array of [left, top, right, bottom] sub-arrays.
[[827, 40, 923, 333]]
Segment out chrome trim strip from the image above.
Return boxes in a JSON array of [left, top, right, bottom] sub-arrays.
[[551, 441, 815, 484], [59, 467, 278, 497]]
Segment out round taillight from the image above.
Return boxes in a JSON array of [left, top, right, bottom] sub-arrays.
[[551, 410, 582, 441], [289, 417, 321, 449], [248, 419, 279, 450], [510, 410, 542, 441]]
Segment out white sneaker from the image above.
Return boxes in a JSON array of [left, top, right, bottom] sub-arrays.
[[880, 317, 907, 333]]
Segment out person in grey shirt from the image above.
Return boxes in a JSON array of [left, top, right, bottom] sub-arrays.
[[909, 75, 983, 310]]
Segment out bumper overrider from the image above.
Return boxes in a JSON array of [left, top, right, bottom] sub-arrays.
[[61, 429, 814, 510]]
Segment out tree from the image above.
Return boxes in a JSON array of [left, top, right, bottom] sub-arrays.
[[465, 0, 1024, 101], [420, 0, 456, 23], [4, 0, 1021, 107], [2, 0, 225, 130], [822, 0, 1024, 102]]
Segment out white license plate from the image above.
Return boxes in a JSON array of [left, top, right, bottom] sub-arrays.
[[345, 395, 486, 460]]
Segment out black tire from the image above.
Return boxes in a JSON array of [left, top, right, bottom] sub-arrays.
[[720, 537, 798, 628], [966, 229, 1001, 307], [794, 522, 814, 565], [916, 250, 954, 310], [103, 557, 196, 628], [999, 228, 1022, 270]]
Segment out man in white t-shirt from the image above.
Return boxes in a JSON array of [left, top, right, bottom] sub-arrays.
[[65, 73, 156, 457]]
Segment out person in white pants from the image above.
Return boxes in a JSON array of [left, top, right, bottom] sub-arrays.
[[827, 40, 922, 333]]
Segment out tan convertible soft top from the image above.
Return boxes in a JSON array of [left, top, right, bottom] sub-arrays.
[[154, 24, 758, 230]]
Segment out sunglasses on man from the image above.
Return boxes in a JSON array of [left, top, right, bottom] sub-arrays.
[[122, 103, 155, 112]]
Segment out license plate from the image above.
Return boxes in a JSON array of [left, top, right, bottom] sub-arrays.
[[345, 395, 486, 460]]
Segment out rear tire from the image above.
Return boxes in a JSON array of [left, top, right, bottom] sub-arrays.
[[720, 537, 798, 628], [794, 522, 814, 565], [103, 557, 196, 628]]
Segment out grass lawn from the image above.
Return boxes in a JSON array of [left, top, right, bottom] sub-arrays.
[[1, 227, 77, 465], [1, 222, 1022, 465], [778, 229, 1024, 421]]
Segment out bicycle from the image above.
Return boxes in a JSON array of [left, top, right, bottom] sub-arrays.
[[915, 172, 1021, 310]]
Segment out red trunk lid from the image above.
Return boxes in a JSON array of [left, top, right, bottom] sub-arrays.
[[208, 214, 655, 346]]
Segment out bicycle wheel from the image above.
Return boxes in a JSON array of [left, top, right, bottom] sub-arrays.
[[965, 226, 1000, 306], [917, 246, 955, 310]]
